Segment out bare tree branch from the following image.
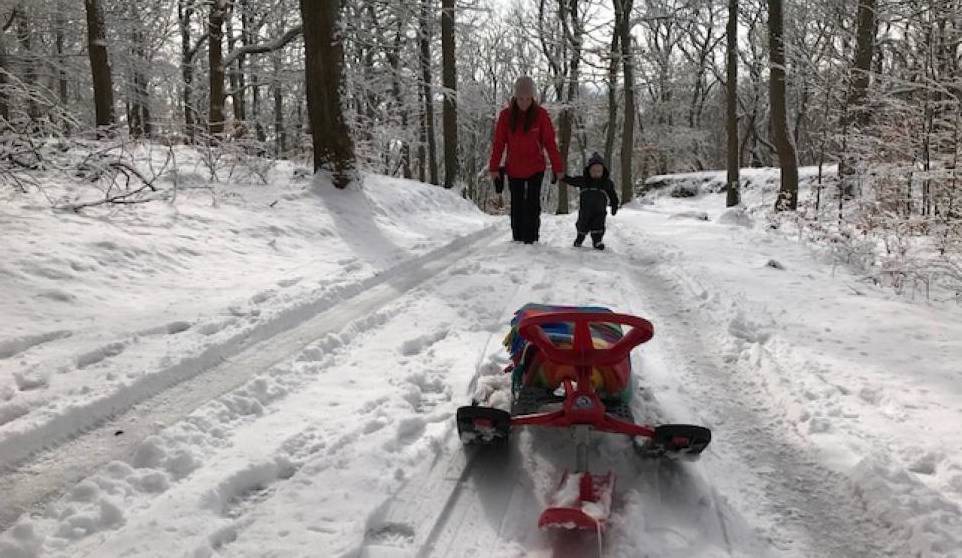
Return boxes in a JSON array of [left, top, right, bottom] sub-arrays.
[[223, 24, 302, 66]]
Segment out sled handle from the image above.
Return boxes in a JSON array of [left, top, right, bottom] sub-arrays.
[[517, 312, 654, 367]]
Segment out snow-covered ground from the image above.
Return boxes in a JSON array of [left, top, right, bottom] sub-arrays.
[[1, 165, 960, 557]]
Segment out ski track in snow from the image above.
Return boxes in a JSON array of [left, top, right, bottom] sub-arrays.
[[0, 225, 497, 532], [3, 197, 961, 557]]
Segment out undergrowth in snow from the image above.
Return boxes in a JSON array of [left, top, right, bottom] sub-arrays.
[[643, 165, 962, 303]]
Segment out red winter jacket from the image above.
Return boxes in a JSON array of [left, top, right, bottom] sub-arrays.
[[488, 104, 564, 179]]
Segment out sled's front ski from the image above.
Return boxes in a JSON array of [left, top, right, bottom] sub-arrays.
[[539, 471, 614, 531]]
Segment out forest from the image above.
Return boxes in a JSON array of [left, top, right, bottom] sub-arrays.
[[1, 0, 961, 284]]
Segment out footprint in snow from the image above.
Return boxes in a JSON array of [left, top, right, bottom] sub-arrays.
[[76, 342, 127, 369], [250, 289, 276, 304], [399, 330, 449, 356], [277, 277, 303, 288], [0, 329, 73, 359]]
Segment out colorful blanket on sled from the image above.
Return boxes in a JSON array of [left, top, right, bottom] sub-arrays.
[[504, 303, 633, 403]]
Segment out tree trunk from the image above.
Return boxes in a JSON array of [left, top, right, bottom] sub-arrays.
[[55, 4, 69, 124], [84, 0, 115, 129], [178, 0, 196, 142], [615, 0, 635, 203], [228, 7, 247, 135], [440, 0, 459, 189], [726, 0, 740, 207], [274, 52, 286, 156], [16, 10, 37, 121], [300, 0, 356, 187], [128, 16, 150, 139], [208, 0, 227, 138], [419, 0, 439, 185], [604, 28, 620, 164], [0, 7, 12, 122], [0, 37, 7, 122], [274, 82, 284, 155], [253, 70, 266, 142], [840, 0, 877, 180], [245, 4, 267, 143], [417, 84, 427, 182], [387, 22, 412, 179], [849, 0, 876, 129], [768, 0, 799, 211], [556, 0, 582, 215]]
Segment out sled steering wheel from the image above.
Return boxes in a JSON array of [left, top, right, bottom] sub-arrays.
[[517, 311, 654, 367]]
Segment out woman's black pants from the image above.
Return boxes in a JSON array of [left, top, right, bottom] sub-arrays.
[[508, 172, 543, 243]]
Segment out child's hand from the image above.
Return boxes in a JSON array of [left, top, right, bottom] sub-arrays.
[[611, 206, 618, 216]]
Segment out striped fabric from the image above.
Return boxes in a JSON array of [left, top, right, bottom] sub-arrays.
[[504, 303, 633, 403]]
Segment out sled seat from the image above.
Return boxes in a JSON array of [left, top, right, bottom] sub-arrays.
[[505, 304, 634, 404]]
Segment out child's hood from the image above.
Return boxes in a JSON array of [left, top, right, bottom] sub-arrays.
[[584, 152, 610, 179]]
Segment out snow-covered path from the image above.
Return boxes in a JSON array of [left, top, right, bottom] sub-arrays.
[[7, 218, 765, 558], [3, 175, 961, 558]]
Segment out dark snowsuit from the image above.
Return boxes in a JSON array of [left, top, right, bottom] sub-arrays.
[[563, 153, 620, 249]]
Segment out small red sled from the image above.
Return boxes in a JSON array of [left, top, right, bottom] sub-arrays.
[[457, 305, 711, 531]]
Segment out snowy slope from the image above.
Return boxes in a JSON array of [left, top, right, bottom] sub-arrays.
[[0, 168, 493, 474], [2, 166, 961, 558]]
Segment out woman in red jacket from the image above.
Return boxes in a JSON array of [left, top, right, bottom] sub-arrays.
[[489, 77, 564, 244]]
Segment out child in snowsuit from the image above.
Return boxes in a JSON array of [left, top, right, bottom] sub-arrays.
[[562, 152, 620, 250]]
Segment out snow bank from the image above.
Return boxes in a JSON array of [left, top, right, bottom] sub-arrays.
[[0, 162, 494, 472]]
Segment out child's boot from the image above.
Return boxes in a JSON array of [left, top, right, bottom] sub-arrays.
[[573, 233, 586, 247], [591, 231, 605, 250]]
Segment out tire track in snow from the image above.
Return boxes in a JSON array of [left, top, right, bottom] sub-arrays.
[[0, 227, 498, 531], [192, 239, 546, 558]]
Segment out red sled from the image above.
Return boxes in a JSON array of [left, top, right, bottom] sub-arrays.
[[456, 307, 711, 531]]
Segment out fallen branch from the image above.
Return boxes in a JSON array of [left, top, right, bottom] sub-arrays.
[[64, 183, 162, 211]]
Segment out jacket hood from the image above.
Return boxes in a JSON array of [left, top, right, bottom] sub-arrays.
[[584, 152, 609, 178]]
